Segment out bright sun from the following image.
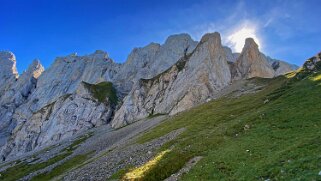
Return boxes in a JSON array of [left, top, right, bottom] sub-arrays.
[[227, 26, 261, 52]]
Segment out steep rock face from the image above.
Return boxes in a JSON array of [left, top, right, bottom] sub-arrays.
[[0, 59, 44, 106], [30, 50, 119, 110], [235, 38, 275, 79], [264, 55, 299, 76], [303, 52, 321, 71], [272, 60, 298, 76], [226, 42, 297, 78], [224, 46, 240, 63], [114, 34, 198, 93], [0, 58, 44, 148], [2, 82, 113, 159], [111, 32, 231, 128], [0, 51, 119, 159], [0, 51, 18, 96]]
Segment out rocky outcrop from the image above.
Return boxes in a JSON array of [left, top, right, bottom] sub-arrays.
[[0, 51, 119, 160], [29, 50, 119, 111], [1, 82, 114, 159], [232, 38, 298, 79], [0, 51, 18, 96], [111, 32, 231, 128], [0, 59, 44, 106], [0, 58, 44, 149], [303, 52, 321, 71], [114, 34, 198, 93], [234, 38, 275, 79], [224, 46, 240, 63], [264, 55, 299, 76], [272, 60, 298, 76]]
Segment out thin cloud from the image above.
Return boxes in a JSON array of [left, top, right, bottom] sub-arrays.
[[226, 22, 261, 52], [185, 0, 263, 52]]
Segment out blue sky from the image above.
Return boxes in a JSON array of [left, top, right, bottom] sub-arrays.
[[1, 0, 320, 72]]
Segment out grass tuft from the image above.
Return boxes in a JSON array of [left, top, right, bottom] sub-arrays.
[[83, 81, 118, 104]]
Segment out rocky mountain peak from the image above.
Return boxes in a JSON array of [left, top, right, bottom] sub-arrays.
[[89, 50, 109, 59], [243, 38, 258, 50], [113, 33, 197, 93], [0, 51, 19, 96], [0, 51, 18, 78], [200, 32, 221, 45], [164, 33, 194, 45], [235, 38, 275, 79], [303, 51, 321, 71], [27, 59, 45, 79]]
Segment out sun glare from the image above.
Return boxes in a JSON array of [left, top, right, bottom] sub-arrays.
[[227, 26, 261, 52]]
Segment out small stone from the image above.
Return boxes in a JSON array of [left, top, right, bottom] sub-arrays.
[[244, 124, 250, 131], [318, 171, 321, 176]]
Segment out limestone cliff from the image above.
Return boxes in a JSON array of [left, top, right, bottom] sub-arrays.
[[111, 32, 231, 128], [0, 32, 298, 160], [113, 34, 198, 93], [0, 57, 44, 149], [0, 51, 18, 96], [0, 51, 118, 160], [235, 38, 275, 79]]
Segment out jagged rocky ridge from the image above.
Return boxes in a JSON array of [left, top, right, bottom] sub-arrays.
[[0, 32, 298, 160], [112, 33, 232, 127], [111, 34, 299, 128]]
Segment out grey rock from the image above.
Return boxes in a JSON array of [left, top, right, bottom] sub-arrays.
[[224, 46, 240, 63], [111, 32, 231, 128], [3, 82, 113, 158], [235, 38, 275, 79], [114, 33, 198, 93], [0, 58, 44, 150], [0, 51, 18, 96], [303, 52, 321, 71], [264, 55, 299, 76], [0, 51, 118, 159]]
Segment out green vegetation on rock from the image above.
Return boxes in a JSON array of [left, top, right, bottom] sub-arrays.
[[83, 81, 118, 104]]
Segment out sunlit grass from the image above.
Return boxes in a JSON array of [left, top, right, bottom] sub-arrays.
[[127, 71, 321, 180], [311, 73, 321, 81], [123, 149, 171, 180], [284, 70, 297, 78]]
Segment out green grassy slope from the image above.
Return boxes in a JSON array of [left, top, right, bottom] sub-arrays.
[[119, 71, 321, 180], [0, 133, 92, 181]]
